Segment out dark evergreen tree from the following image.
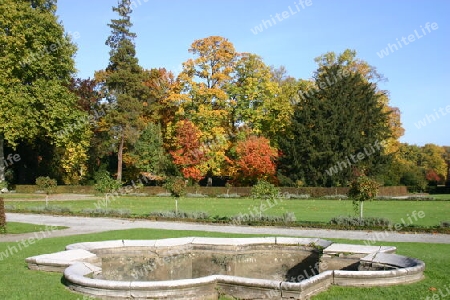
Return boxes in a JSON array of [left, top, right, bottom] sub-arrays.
[[279, 64, 392, 186], [96, 0, 148, 182]]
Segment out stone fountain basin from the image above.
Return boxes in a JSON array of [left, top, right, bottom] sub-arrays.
[[26, 237, 425, 299]]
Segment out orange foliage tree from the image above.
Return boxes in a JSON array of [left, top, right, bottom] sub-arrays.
[[233, 136, 278, 184], [170, 120, 205, 182]]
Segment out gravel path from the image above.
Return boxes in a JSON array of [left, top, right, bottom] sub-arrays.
[[1, 213, 450, 244]]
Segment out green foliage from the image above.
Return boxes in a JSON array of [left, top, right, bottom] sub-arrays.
[[94, 170, 122, 193], [348, 176, 381, 202], [96, 0, 149, 182], [251, 180, 280, 199], [278, 52, 392, 187], [348, 175, 381, 217], [0, 181, 8, 190], [0, 0, 79, 183], [132, 123, 171, 175], [163, 177, 186, 198], [35, 176, 57, 194]]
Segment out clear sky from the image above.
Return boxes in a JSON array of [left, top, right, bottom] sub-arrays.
[[56, 0, 450, 146]]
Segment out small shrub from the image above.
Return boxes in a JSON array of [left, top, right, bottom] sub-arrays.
[[322, 194, 348, 200], [330, 215, 391, 227], [185, 193, 207, 198], [0, 197, 6, 233], [231, 212, 296, 225], [29, 205, 72, 214], [35, 176, 57, 194], [81, 208, 130, 217], [251, 180, 280, 200], [148, 210, 209, 220], [285, 194, 310, 199], [94, 170, 122, 193], [155, 192, 172, 197], [163, 177, 186, 197], [4, 204, 16, 211], [216, 193, 241, 198]]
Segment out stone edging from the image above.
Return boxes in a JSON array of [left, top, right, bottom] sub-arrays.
[[26, 237, 425, 300]]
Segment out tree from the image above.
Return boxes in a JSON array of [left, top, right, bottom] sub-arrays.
[[279, 62, 392, 186], [233, 136, 278, 185], [0, 0, 79, 184], [226, 53, 289, 141], [128, 123, 173, 177], [96, 0, 147, 182], [314, 49, 404, 156], [348, 175, 380, 219], [172, 36, 237, 177], [170, 120, 205, 182]]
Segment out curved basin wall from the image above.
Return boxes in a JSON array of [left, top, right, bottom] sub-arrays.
[[25, 237, 425, 300], [98, 244, 322, 282]]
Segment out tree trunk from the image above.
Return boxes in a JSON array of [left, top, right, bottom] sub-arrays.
[[0, 135, 5, 183], [117, 134, 124, 182], [360, 201, 364, 220]]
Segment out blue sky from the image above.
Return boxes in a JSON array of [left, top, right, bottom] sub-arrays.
[[56, 0, 449, 146]]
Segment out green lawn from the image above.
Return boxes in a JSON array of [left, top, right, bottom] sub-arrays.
[[5, 196, 450, 227], [2, 222, 67, 234], [0, 227, 448, 300]]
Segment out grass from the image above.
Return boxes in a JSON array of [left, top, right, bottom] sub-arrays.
[[5, 195, 450, 227], [0, 227, 448, 299], [1, 222, 67, 234]]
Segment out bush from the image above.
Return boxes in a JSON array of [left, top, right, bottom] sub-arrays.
[[216, 193, 241, 198], [231, 212, 296, 225], [148, 210, 209, 220], [80, 208, 131, 217], [29, 205, 72, 214], [251, 180, 280, 200], [0, 197, 6, 233], [94, 170, 122, 193], [285, 194, 310, 199], [321, 194, 348, 200], [35, 176, 57, 194], [163, 177, 186, 197], [185, 193, 208, 198], [330, 215, 391, 227], [155, 192, 172, 197]]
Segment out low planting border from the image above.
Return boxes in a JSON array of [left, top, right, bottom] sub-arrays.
[[13, 185, 408, 197]]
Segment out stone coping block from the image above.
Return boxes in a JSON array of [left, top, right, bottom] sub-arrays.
[[26, 249, 99, 272], [361, 252, 424, 268], [323, 243, 396, 256]]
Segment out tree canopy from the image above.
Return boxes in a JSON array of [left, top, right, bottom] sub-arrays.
[[2, 2, 447, 191]]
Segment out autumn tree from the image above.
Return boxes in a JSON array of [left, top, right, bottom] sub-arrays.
[[0, 0, 79, 184], [170, 120, 205, 182], [96, 0, 148, 182], [142, 68, 178, 127], [233, 136, 278, 185], [171, 36, 237, 177], [226, 54, 291, 141]]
